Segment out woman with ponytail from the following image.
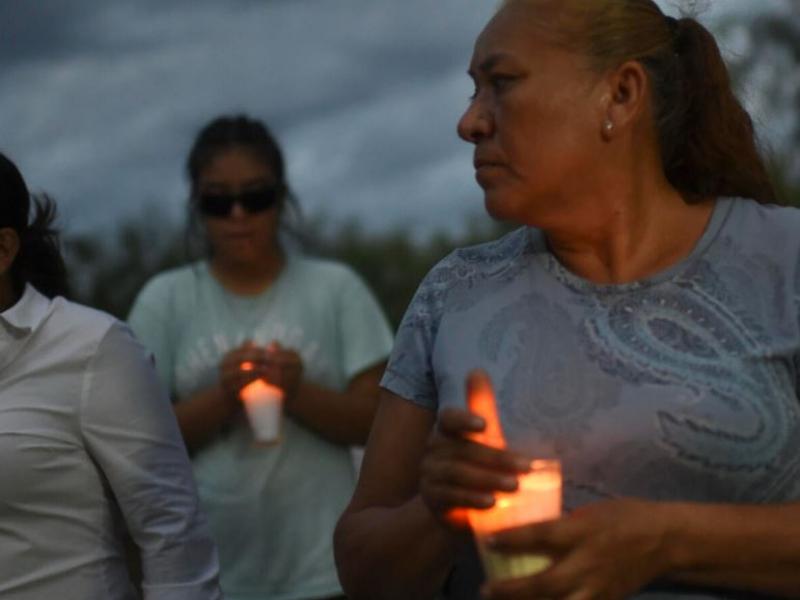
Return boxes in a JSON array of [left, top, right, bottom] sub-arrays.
[[0, 152, 222, 599], [335, 1, 800, 599]]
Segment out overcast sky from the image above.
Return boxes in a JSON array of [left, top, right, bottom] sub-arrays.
[[0, 0, 795, 241]]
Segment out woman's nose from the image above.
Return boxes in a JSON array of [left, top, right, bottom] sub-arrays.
[[457, 97, 492, 144], [229, 200, 247, 219]]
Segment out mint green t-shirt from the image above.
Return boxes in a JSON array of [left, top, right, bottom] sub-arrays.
[[128, 255, 394, 600]]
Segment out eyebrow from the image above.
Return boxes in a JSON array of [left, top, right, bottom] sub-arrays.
[[468, 52, 517, 78]]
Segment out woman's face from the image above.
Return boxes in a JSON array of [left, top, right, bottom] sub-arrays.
[[196, 147, 281, 265], [458, 2, 607, 227]]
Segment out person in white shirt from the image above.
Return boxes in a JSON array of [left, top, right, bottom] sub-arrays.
[[0, 151, 223, 600]]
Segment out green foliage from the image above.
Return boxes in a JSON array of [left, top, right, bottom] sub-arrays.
[[64, 210, 186, 320], [722, 11, 800, 203], [63, 210, 513, 328], [306, 217, 515, 329]]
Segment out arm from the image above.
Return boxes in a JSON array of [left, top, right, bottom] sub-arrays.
[[286, 262, 392, 445], [334, 390, 459, 600], [173, 383, 239, 452], [334, 389, 530, 600], [665, 501, 800, 596], [284, 359, 387, 445], [173, 341, 265, 452], [79, 322, 221, 600], [176, 347, 386, 449]]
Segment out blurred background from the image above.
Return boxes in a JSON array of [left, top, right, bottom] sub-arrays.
[[1, 0, 798, 326]]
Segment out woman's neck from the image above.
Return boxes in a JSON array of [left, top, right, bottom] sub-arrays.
[[209, 249, 286, 296], [544, 175, 715, 285]]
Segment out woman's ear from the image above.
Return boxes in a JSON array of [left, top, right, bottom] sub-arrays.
[[601, 60, 650, 138], [0, 227, 21, 276]]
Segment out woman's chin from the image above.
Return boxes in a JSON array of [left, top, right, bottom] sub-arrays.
[[483, 191, 522, 223]]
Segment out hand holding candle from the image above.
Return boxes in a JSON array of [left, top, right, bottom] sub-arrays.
[[464, 369, 563, 582], [240, 378, 284, 444]]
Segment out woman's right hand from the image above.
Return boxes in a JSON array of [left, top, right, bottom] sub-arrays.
[[419, 406, 533, 531], [218, 340, 270, 404]]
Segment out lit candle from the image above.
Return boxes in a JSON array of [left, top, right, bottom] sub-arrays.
[[464, 371, 562, 581], [467, 370, 506, 449], [240, 379, 284, 444], [469, 459, 562, 581]]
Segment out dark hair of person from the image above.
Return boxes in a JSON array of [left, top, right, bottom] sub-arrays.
[[505, 0, 777, 204], [185, 114, 305, 256], [0, 152, 70, 299]]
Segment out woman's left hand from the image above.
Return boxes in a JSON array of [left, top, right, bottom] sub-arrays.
[[482, 498, 674, 600], [264, 341, 304, 402]]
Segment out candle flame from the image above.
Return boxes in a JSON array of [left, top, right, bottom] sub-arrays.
[[469, 464, 562, 535], [240, 378, 284, 401], [466, 370, 506, 449]]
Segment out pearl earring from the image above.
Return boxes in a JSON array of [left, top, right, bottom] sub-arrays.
[[604, 120, 614, 133]]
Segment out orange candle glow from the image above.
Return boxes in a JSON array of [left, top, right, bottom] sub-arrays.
[[466, 370, 506, 449], [240, 379, 284, 444], [470, 459, 562, 581], [463, 371, 563, 579], [240, 361, 254, 372]]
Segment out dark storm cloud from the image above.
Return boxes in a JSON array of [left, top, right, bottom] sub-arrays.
[[0, 0, 789, 241], [0, 0, 496, 238]]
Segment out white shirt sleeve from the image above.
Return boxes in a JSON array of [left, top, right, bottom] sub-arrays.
[[79, 321, 222, 600]]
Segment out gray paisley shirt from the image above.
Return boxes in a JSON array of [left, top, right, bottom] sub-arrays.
[[381, 198, 800, 599]]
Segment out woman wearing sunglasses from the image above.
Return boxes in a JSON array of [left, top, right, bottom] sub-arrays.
[[128, 114, 394, 600], [0, 151, 221, 599]]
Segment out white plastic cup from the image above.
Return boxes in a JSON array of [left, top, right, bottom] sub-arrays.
[[470, 459, 562, 581], [240, 379, 284, 444]]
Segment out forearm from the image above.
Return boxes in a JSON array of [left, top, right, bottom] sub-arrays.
[[287, 380, 377, 445], [335, 495, 461, 600], [662, 501, 800, 597], [174, 385, 240, 451]]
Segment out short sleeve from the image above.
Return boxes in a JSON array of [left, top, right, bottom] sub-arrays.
[[79, 322, 221, 600], [380, 253, 458, 411], [128, 274, 177, 394], [334, 265, 394, 380]]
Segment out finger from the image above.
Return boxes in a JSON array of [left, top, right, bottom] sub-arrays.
[[222, 348, 268, 370], [422, 482, 496, 511], [430, 435, 531, 475], [438, 406, 486, 435], [423, 457, 520, 493], [488, 518, 567, 554]]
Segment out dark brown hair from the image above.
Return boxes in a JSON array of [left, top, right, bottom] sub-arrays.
[[0, 152, 69, 299]]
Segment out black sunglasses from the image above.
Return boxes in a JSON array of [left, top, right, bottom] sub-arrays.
[[196, 185, 282, 218]]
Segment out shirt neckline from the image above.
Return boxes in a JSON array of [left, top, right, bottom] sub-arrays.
[[0, 283, 52, 334], [200, 254, 295, 303], [534, 197, 733, 295]]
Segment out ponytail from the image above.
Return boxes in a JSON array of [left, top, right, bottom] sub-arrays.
[[12, 195, 70, 299], [656, 18, 776, 204], [505, 0, 777, 205]]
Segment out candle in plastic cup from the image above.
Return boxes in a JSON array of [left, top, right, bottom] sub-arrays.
[[240, 379, 284, 444], [470, 459, 562, 581]]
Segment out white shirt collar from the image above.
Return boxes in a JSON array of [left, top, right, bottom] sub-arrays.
[[0, 284, 52, 336]]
